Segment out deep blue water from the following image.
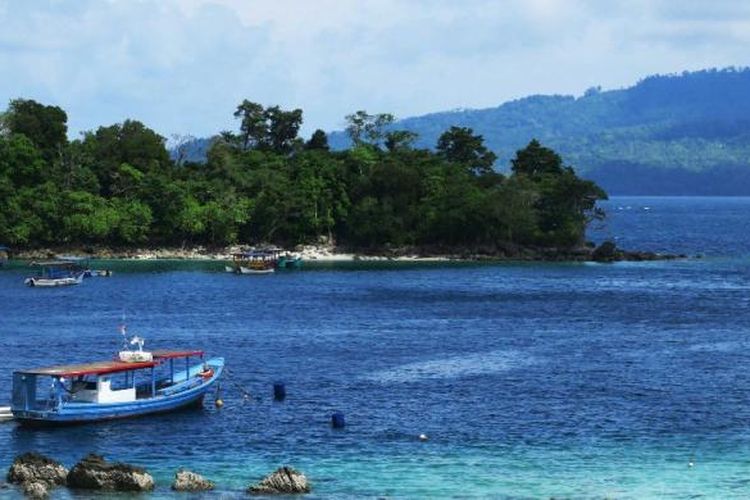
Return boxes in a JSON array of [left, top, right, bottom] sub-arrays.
[[1, 196, 750, 498]]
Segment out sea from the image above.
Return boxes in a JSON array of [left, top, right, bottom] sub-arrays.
[[1, 196, 750, 499]]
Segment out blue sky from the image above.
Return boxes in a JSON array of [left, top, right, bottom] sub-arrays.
[[1, 0, 748, 141]]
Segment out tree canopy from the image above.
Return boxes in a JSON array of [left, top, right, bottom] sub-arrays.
[[0, 99, 607, 251]]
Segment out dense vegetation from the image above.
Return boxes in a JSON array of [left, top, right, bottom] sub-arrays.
[[327, 67, 750, 195], [0, 99, 605, 250]]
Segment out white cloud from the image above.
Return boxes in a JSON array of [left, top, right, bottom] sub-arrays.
[[0, 0, 747, 139]]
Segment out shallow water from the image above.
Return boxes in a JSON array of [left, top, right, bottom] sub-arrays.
[[1, 196, 750, 498]]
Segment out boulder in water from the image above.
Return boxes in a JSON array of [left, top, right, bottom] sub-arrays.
[[6, 452, 68, 487], [247, 466, 310, 495], [171, 469, 215, 491], [21, 481, 49, 499], [66, 454, 154, 492]]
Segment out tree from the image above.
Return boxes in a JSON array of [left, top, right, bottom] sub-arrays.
[[306, 129, 330, 151], [385, 130, 418, 152], [81, 119, 170, 196], [511, 139, 564, 178], [232, 101, 303, 154], [4, 99, 68, 162], [265, 105, 303, 154], [510, 140, 606, 245], [233, 100, 267, 151], [436, 126, 497, 175], [345, 110, 394, 147]]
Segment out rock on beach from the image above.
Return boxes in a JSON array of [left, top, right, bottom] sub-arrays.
[[247, 466, 310, 495], [66, 453, 154, 492]]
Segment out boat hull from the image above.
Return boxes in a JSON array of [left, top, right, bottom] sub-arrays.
[[25, 273, 84, 287], [239, 266, 274, 274], [12, 358, 224, 426]]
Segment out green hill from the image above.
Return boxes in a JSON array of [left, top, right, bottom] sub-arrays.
[[328, 68, 750, 195]]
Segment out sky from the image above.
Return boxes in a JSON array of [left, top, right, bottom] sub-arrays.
[[1, 0, 748, 141]]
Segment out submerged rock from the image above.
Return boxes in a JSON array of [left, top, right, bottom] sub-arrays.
[[21, 481, 48, 499], [66, 453, 154, 492], [171, 469, 215, 491], [247, 466, 310, 495], [6, 452, 68, 487]]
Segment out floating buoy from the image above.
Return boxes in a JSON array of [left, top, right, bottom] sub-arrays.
[[215, 398, 224, 408], [419, 434, 429, 442], [331, 412, 346, 429], [273, 383, 286, 401]]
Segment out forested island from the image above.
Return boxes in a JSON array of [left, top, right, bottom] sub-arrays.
[[0, 98, 615, 260]]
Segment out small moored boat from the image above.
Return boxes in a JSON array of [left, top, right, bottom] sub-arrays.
[[24, 261, 85, 287], [226, 250, 278, 274], [11, 343, 224, 425]]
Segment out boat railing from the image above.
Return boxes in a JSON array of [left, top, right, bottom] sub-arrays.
[[12, 373, 61, 412]]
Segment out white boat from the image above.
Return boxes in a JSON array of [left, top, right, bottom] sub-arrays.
[[25, 260, 86, 287], [24, 272, 84, 287], [239, 266, 275, 275], [225, 265, 238, 273]]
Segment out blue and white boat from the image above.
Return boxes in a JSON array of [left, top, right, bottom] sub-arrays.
[[24, 260, 85, 287], [10, 343, 224, 425]]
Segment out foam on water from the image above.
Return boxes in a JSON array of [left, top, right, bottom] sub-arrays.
[[365, 349, 537, 383]]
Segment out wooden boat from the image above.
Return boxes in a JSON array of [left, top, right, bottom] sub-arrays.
[[226, 250, 278, 274], [11, 349, 223, 425], [24, 261, 85, 287]]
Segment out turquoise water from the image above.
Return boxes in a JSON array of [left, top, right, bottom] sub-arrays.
[[1, 196, 750, 498]]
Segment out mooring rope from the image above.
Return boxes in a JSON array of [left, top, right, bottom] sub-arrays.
[[221, 367, 255, 402]]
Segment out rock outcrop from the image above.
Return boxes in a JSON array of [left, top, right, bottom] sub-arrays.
[[247, 466, 310, 495], [66, 454, 154, 492], [21, 481, 48, 499], [171, 468, 215, 491], [592, 240, 618, 262], [6, 452, 68, 487]]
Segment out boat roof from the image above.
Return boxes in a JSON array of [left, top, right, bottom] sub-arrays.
[[152, 350, 204, 359], [29, 260, 80, 267], [55, 254, 90, 261], [16, 350, 205, 377]]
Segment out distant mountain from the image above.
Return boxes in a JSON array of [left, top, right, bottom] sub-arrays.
[[171, 136, 216, 164], [176, 68, 750, 195], [330, 67, 750, 195]]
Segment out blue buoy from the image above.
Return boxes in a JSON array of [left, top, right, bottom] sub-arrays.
[[331, 411, 346, 428], [273, 383, 286, 401]]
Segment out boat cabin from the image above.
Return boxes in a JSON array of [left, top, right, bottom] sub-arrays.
[[28, 260, 84, 279], [12, 350, 207, 412], [230, 249, 280, 271]]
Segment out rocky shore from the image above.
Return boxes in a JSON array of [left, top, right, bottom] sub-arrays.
[[6, 452, 308, 498], [12, 240, 686, 263]]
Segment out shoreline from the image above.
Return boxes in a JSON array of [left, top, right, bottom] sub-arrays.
[[9, 242, 688, 263]]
